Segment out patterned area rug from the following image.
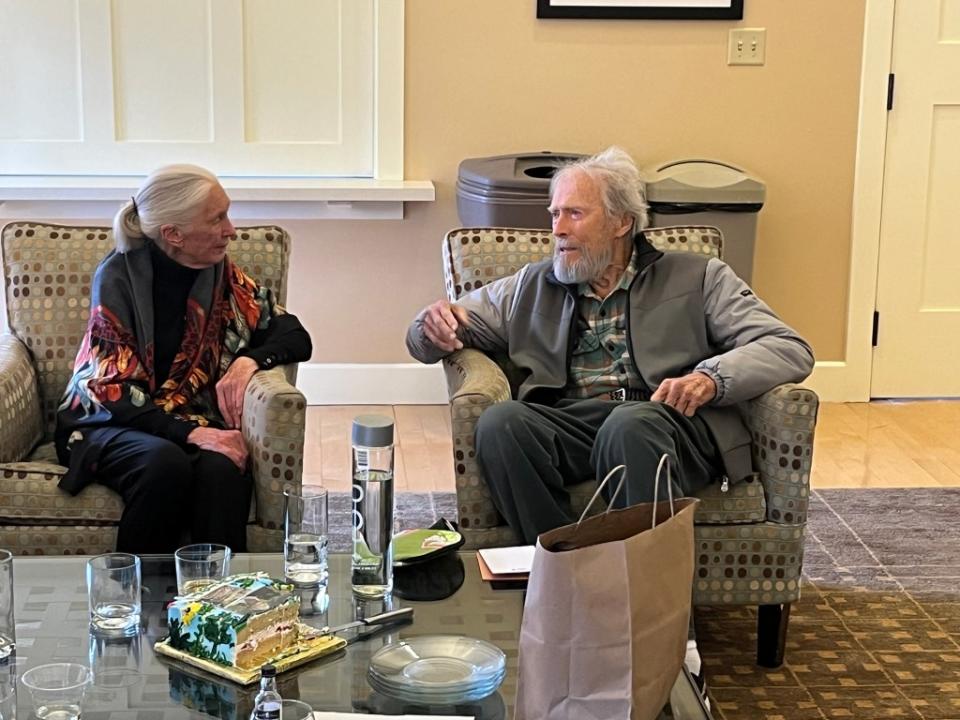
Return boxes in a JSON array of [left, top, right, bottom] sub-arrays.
[[700, 488, 960, 720], [332, 488, 960, 719], [326, 491, 458, 553]]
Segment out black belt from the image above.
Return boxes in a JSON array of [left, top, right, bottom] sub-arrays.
[[604, 388, 648, 402]]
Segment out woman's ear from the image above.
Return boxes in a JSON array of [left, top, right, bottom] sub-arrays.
[[160, 224, 182, 248]]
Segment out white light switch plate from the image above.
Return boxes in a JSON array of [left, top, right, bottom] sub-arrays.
[[728, 28, 766, 66]]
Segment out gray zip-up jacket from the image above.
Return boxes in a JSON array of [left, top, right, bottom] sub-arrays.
[[407, 233, 814, 484]]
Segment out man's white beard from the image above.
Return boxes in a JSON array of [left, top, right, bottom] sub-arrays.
[[552, 241, 615, 284]]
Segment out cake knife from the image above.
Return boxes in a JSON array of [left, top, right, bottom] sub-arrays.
[[323, 607, 414, 636]]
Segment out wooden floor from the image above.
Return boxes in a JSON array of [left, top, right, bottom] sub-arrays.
[[303, 401, 960, 492]]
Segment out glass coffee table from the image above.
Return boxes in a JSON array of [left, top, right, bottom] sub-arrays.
[[4, 552, 711, 719]]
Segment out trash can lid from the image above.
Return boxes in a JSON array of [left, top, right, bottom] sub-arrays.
[[645, 159, 765, 204], [458, 152, 586, 192]]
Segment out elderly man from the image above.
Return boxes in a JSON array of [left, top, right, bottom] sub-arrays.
[[407, 146, 814, 544]]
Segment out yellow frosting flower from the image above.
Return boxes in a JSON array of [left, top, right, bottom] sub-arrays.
[[180, 602, 203, 626]]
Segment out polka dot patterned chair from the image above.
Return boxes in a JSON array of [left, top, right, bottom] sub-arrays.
[[0, 222, 307, 555], [441, 225, 819, 668]]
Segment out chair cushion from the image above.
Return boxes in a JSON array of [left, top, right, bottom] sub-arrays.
[[0, 526, 117, 556], [568, 473, 766, 525], [0, 443, 123, 525]]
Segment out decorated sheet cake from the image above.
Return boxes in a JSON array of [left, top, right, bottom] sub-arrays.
[[167, 573, 300, 669]]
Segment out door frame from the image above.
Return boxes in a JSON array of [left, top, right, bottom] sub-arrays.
[[806, 0, 894, 402]]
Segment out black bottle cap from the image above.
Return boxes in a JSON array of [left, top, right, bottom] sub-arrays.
[[261, 664, 277, 678]]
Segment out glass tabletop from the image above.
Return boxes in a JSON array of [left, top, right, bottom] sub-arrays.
[[3, 552, 710, 719]]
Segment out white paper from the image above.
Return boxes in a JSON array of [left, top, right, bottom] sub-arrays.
[[313, 714, 469, 719], [479, 545, 535, 575]]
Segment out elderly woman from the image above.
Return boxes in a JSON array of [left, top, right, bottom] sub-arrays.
[[55, 164, 312, 554]]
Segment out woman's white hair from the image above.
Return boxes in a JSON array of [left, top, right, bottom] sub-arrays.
[[551, 146, 649, 234], [113, 164, 220, 252]]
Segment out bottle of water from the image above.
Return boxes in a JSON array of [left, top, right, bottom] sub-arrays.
[[351, 414, 395, 598], [251, 664, 282, 720]]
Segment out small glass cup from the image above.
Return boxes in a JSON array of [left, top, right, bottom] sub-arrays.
[[284, 488, 329, 588], [86, 553, 141, 636], [281, 698, 313, 720], [20, 662, 90, 720], [88, 632, 142, 689], [174, 543, 231, 595], [0, 549, 15, 659]]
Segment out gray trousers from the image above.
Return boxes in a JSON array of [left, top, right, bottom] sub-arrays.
[[476, 398, 723, 545]]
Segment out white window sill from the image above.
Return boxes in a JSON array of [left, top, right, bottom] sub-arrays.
[[0, 176, 435, 221]]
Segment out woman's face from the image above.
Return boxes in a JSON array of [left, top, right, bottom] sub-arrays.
[[169, 184, 236, 268]]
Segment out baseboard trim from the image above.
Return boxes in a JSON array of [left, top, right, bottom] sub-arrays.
[[805, 360, 861, 403], [299, 359, 862, 405], [299, 363, 447, 405]]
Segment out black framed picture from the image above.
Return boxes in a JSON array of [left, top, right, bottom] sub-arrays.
[[537, 0, 744, 20]]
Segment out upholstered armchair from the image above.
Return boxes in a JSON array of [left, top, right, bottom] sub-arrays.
[[0, 223, 307, 555], [440, 225, 819, 667]]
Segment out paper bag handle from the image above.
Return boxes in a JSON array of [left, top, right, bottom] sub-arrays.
[[651, 453, 677, 530], [573, 454, 677, 531], [575, 464, 627, 528]]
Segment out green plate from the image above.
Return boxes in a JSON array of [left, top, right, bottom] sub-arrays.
[[392, 528, 464, 567]]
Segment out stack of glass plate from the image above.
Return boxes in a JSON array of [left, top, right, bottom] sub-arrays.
[[367, 635, 506, 704]]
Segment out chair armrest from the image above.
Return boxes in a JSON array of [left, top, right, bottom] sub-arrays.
[[0, 333, 43, 463], [743, 383, 819, 525], [241, 365, 307, 533], [443, 349, 512, 532]]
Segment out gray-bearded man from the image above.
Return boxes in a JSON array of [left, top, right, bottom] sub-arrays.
[[407, 146, 814, 542], [407, 146, 814, 700]]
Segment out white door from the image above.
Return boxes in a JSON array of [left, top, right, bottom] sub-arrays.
[[872, 1, 960, 397]]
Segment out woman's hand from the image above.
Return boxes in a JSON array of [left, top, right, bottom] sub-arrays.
[[216, 356, 259, 428], [187, 426, 248, 470]]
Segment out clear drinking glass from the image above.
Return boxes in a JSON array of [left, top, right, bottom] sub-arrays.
[[0, 549, 15, 659], [351, 415, 395, 598], [86, 553, 141, 636], [284, 487, 329, 587], [280, 698, 314, 720], [88, 631, 142, 689], [174, 543, 231, 595], [20, 663, 90, 720]]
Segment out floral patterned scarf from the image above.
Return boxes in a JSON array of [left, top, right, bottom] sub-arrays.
[[59, 242, 281, 430]]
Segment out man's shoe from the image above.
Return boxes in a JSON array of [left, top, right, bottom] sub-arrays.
[[690, 668, 711, 711], [685, 639, 710, 711]]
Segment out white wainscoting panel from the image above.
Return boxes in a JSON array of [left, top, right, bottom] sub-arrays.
[[0, 0, 82, 141], [0, 0, 378, 177], [298, 363, 448, 405], [112, 0, 213, 142]]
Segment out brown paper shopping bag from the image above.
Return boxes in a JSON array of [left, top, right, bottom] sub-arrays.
[[514, 457, 699, 720]]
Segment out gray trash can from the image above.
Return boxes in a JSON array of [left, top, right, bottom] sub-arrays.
[[645, 159, 765, 283], [457, 151, 586, 229]]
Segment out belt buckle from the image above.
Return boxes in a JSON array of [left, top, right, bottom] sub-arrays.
[[611, 388, 626, 402]]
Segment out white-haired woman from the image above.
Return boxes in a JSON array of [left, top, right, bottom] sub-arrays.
[[55, 164, 312, 553]]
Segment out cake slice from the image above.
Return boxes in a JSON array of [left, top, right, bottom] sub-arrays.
[[167, 573, 300, 669]]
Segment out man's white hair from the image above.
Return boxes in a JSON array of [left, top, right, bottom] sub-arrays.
[[550, 146, 649, 234], [113, 164, 220, 252]]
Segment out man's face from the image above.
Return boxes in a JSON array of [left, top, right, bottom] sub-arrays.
[[171, 184, 236, 269], [548, 170, 626, 284]]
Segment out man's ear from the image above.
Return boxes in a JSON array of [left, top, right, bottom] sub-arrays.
[[614, 214, 633, 240], [160, 224, 182, 248]]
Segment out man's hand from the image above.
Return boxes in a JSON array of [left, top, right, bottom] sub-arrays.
[[187, 426, 248, 470], [650, 372, 717, 417], [421, 300, 470, 353], [216, 356, 258, 429]]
